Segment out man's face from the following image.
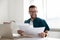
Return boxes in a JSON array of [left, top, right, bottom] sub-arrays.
[[29, 8, 38, 19]]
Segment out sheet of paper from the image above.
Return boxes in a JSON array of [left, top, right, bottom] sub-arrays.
[[19, 24, 45, 37]]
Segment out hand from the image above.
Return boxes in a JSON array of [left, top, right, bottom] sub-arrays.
[[38, 32, 46, 38], [17, 30, 24, 36]]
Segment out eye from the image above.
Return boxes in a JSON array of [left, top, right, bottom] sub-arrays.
[[29, 11, 37, 12]]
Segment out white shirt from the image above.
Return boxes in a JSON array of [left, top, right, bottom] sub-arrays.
[[30, 20, 33, 25]]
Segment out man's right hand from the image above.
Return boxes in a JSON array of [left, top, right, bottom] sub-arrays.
[[17, 30, 33, 38], [17, 30, 24, 36]]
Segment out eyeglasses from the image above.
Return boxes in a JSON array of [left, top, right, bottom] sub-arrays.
[[29, 11, 37, 12]]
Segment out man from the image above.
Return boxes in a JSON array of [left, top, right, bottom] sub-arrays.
[[17, 5, 50, 38]]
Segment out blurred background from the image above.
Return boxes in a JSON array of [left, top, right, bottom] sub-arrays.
[[0, 0, 60, 39]]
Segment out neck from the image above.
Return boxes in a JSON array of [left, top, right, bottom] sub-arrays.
[[31, 18, 34, 21], [31, 17, 36, 21]]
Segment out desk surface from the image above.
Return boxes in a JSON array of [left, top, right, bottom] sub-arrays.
[[0, 37, 60, 40]]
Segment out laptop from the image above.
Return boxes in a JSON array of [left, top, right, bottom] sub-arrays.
[[0, 24, 13, 39]]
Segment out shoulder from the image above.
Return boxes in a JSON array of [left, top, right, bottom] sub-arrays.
[[24, 19, 30, 23], [36, 17, 45, 21], [35, 17, 47, 23]]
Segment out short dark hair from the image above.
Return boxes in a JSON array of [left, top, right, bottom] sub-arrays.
[[29, 5, 37, 9]]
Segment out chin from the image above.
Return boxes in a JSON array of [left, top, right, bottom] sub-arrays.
[[31, 16, 36, 19]]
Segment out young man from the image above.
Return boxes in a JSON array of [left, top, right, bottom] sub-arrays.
[[18, 5, 50, 38]]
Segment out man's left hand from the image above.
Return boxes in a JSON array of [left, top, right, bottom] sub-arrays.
[[38, 32, 47, 38]]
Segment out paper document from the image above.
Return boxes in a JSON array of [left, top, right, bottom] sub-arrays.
[[19, 24, 45, 37]]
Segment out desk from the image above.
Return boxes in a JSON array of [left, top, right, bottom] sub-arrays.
[[0, 37, 60, 40]]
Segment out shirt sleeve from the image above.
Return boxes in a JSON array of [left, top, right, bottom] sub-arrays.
[[43, 20, 50, 31]]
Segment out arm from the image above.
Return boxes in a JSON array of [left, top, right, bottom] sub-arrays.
[[38, 20, 50, 38]]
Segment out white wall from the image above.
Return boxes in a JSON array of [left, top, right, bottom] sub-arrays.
[[0, 0, 8, 24], [8, 0, 24, 23], [0, 0, 24, 24]]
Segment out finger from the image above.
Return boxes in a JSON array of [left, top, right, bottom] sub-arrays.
[[38, 33, 45, 38]]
